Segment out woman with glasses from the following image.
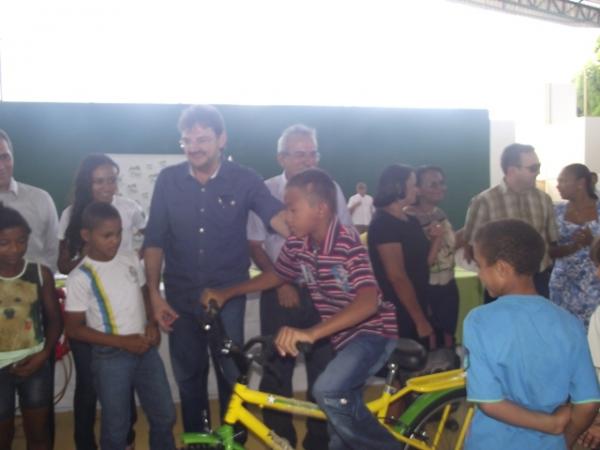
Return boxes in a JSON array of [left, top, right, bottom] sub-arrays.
[[549, 163, 600, 328], [57, 153, 145, 450]]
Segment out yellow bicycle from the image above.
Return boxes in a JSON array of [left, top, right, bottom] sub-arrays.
[[181, 307, 473, 450]]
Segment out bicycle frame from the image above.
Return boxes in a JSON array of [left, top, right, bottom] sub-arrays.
[[181, 368, 473, 450]]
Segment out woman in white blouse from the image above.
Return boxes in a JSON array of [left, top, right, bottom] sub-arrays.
[[56, 153, 145, 450], [57, 153, 145, 274]]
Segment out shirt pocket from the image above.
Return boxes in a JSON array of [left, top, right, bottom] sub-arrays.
[[209, 190, 245, 233]]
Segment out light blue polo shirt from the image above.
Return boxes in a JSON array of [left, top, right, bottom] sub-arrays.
[[464, 294, 600, 450]]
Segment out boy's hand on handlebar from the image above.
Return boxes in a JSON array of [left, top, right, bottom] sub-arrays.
[[274, 326, 314, 357], [201, 288, 228, 310]]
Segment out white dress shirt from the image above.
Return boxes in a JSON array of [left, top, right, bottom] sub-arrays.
[[0, 178, 59, 272]]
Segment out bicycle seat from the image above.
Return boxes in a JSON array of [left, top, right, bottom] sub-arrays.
[[388, 338, 427, 371]]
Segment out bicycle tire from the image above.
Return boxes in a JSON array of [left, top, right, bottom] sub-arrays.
[[399, 388, 469, 450]]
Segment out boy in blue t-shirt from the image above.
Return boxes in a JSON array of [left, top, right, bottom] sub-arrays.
[[464, 219, 600, 450]]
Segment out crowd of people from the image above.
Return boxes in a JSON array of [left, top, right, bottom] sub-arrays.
[[0, 104, 600, 450]]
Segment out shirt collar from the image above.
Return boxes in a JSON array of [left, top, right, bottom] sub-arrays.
[[303, 216, 340, 256], [187, 161, 222, 180], [5, 178, 18, 195], [500, 178, 534, 195]]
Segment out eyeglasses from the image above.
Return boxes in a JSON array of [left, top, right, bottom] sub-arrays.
[[519, 163, 541, 174], [423, 181, 447, 189], [179, 137, 215, 149], [283, 151, 321, 161]]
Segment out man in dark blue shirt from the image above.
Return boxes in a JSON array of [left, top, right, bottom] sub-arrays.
[[143, 105, 288, 432]]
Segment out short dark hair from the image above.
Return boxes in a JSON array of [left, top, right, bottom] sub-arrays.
[[286, 168, 337, 214], [500, 143, 535, 174], [177, 105, 226, 136], [0, 129, 13, 153], [81, 202, 121, 231], [562, 163, 598, 200], [373, 164, 414, 208], [416, 165, 445, 186], [591, 237, 600, 267], [474, 219, 544, 275], [0, 203, 31, 235]]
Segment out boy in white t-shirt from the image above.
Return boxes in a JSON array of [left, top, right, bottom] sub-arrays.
[[64, 202, 175, 450]]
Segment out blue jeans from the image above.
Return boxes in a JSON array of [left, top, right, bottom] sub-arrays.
[[0, 359, 53, 421], [312, 334, 400, 450], [91, 345, 176, 450], [168, 293, 245, 432], [71, 338, 137, 450]]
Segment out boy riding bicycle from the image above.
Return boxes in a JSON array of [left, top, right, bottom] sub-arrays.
[[203, 169, 401, 449]]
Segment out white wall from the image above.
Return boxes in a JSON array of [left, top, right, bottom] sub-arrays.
[[585, 117, 600, 175], [490, 120, 516, 186]]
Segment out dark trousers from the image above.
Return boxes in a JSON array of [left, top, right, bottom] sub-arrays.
[[259, 286, 333, 450], [167, 293, 246, 432], [71, 339, 137, 450], [484, 265, 552, 304]]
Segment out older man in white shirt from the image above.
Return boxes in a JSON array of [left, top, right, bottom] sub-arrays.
[[0, 129, 59, 272]]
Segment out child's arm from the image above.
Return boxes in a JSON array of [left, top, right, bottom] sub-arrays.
[[200, 271, 284, 309], [564, 403, 600, 448], [11, 266, 63, 377], [275, 285, 379, 357], [65, 311, 152, 354], [478, 400, 571, 435]]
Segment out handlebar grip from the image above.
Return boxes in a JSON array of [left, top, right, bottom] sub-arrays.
[[200, 300, 220, 331], [296, 342, 313, 354]]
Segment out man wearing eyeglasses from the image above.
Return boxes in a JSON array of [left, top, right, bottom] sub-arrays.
[[462, 143, 558, 302], [246, 124, 351, 450], [143, 105, 289, 434]]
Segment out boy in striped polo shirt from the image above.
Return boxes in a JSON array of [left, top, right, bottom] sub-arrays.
[[203, 169, 400, 449], [64, 202, 176, 450]]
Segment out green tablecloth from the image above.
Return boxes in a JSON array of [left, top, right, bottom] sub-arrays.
[[454, 267, 483, 343]]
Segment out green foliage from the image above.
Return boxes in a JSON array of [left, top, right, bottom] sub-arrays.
[[576, 36, 600, 117]]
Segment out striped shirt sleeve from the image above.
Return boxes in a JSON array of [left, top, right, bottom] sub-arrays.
[[274, 238, 303, 284], [345, 241, 378, 291]]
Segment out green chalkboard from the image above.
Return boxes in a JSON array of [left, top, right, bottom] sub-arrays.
[[0, 102, 489, 227]]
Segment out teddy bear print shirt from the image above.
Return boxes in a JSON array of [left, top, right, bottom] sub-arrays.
[[0, 262, 45, 368]]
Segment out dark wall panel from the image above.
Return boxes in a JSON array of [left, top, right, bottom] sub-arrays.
[[0, 102, 489, 227]]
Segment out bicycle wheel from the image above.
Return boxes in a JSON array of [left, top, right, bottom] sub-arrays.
[[399, 388, 470, 450]]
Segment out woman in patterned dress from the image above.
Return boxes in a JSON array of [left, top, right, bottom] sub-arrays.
[[549, 163, 600, 328]]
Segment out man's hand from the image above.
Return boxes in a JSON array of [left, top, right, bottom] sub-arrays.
[[120, 334, 153, 354], [274, 326, 315, 357], [10, 350, 49, 377], [149, 291, 178, 332], [578, 413, 600, 449], [276, 284, 300, 308], [201, 288, 229, 310], [145, 322, 161, 346]]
